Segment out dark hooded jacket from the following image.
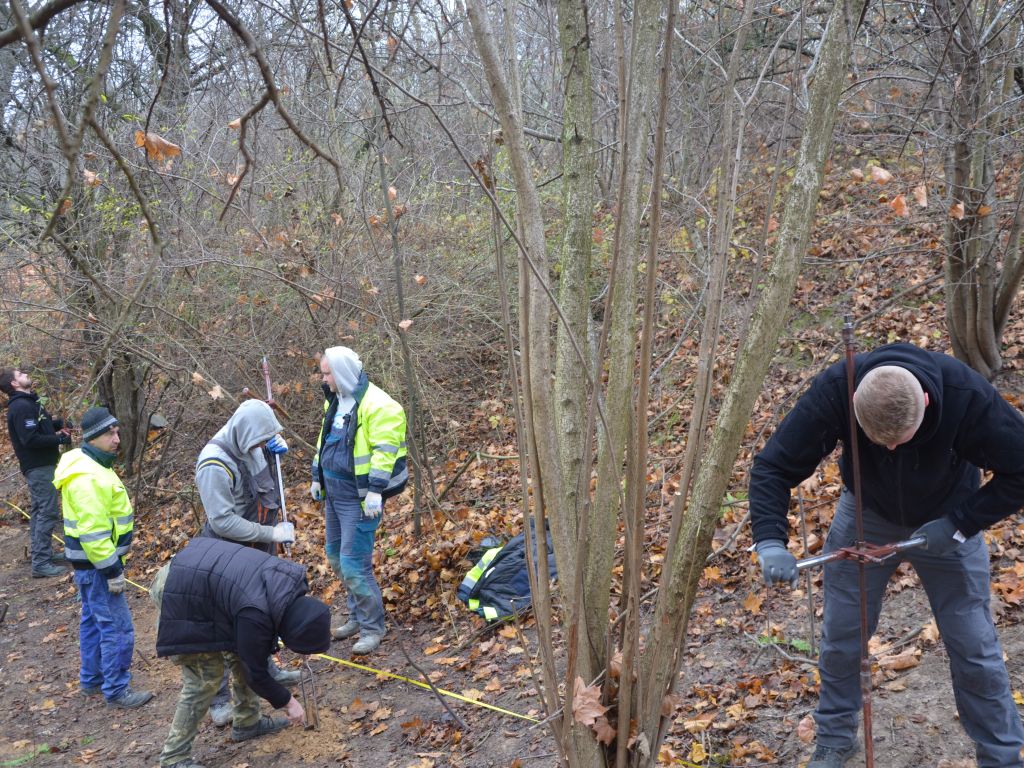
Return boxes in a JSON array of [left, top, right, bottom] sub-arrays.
[[156, 537, 310, 707], [6, 391, 67, 472], [750, 343, 1024, 543]]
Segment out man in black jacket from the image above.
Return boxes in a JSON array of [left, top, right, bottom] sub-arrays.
[[1, 368, 72, 578], [150, 538, 330, 768], [750, 343, 1024, 768]]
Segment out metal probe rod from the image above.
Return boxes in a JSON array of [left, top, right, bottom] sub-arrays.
[[261, 356, 291, 558], [843, 315, 874, 767]]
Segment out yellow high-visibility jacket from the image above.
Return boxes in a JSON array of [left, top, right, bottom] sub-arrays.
[[312, 376, 408, 503], [54, 449, 133, 577]]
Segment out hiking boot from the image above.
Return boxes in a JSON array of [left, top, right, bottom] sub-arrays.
[[268, 659, 301, 687], [209, 700, 233, 727], [332, 620, 360, 640], [107, 688, 154, 709], [231, 714, 289, 742], [351, 633, 383, 655], [165, 761, 207, 768], [32, 563, 65, 578], [80, 685, 102, 697], [807, 744, 857, 768]]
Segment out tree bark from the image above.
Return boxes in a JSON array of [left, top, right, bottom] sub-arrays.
[[634, 1, 867, 763]]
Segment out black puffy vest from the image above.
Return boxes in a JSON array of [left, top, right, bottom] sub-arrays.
[[156, 537, 308, 657]]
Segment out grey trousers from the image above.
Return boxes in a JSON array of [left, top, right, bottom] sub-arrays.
[[817, 490, 1024, 767], [24, 465, 60, 571]]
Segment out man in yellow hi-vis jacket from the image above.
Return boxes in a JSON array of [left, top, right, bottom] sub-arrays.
[[311, 347, 407, 654], [54, 406, 153, 709]]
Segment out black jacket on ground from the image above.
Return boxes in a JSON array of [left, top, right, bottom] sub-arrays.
[[5, 391, 67, 472], [156, 537, 308, 708], [750, 343, 1024, 543]]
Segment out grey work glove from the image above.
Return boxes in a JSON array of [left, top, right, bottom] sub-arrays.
[[107, 574, 126, 594], [755, 540, 798, 587], [363, 491, 383, 519], [912, 517, 964, 556], [310, 481, 323, 502], [272, 521, 296, 544]]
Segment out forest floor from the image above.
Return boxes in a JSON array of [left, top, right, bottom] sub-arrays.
[[5, 437, 1024, 768], [2, 158, 1024, 767]]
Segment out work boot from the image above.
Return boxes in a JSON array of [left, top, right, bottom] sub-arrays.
[[268, 659, 301, 687], [807, 744, 857, 768], [231, 714, 289, 742], [165, 761, 207, 768], [107, 688, 154, 709], [51, 551, 67, 564], [351, 633, 383, 655], [209, 700, 233, 727], [332, 620, 360, 640], [31, 563, 65, 578], [80, 685, 102, 697]]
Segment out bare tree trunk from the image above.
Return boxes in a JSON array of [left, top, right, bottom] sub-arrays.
[[634, 1, 867, 764], [590, 0, 663, 679], [937, 0, 1024, 379]]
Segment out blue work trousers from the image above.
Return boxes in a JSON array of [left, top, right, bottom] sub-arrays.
[[816, 490, 1024, 767], [74, 569, 135, 702], [324, 478, 385, 635]]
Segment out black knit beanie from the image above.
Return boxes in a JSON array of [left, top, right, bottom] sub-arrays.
[[81, 406, 118, 441]]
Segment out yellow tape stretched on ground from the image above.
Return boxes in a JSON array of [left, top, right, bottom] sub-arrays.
[[4, 498, 539, 723], [317, 651, 539, 722]]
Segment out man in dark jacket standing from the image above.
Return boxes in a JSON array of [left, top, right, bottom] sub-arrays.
[[151, 537, 330, 768], [750, 343, 1024, 768], [1, 368, 71, 578]]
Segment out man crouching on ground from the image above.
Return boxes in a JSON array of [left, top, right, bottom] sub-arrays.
[[150, 537, 330, 768]]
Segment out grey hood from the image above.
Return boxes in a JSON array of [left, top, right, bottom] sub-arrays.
[[212, 400, 283, 473], [323, 346, 363, 397]]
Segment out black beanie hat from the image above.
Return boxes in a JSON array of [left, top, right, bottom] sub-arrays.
[[81, 406, 119, 441], [279, 596, 331, 655]]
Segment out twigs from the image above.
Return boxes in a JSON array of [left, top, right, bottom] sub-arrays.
[[396, 636, 469, 731]]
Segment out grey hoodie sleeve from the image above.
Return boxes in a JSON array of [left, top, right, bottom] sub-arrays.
[[196, 463, 275, 544]]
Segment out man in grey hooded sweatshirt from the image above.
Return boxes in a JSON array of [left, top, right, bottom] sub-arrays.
[[196, 400, 294, 551], [312, 347, 407, 655], [194, 399, 299, 721]]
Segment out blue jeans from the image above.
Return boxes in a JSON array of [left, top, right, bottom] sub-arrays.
[[817, 490, 1024, 767], [74, 569, 135, 701], [324, 479, 385, 635]]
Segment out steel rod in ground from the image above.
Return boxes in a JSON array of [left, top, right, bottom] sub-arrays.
[[843, 316, 873, 767]]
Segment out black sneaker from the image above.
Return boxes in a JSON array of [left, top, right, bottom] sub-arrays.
[[231, 714, 289, 742], [807, 744, 858, 768], [31, 563, 65, 578], [107, 688, 154, 709]]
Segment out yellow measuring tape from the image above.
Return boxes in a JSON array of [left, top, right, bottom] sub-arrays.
[[4, 499, 539, 723]]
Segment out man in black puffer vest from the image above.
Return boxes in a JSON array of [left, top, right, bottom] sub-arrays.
[[151, 538, 330, 768]]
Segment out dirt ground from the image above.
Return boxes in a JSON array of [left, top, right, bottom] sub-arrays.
[[3, 468, 1024, 768], [0, 487, 548, 768]]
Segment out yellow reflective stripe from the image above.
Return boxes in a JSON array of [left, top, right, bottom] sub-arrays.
[[197, 458, 234, 483]]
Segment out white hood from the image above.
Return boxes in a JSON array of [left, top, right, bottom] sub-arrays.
[[323, 346, 363, 397]]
